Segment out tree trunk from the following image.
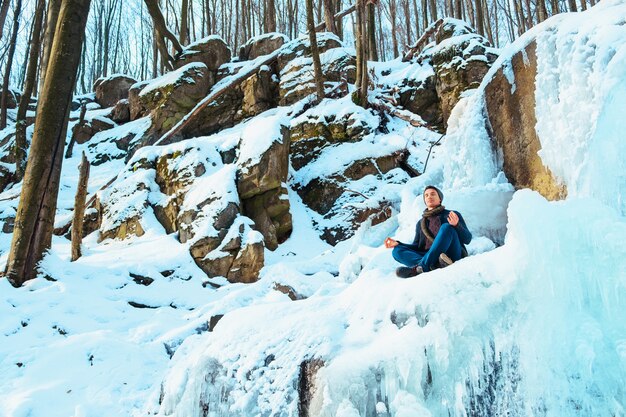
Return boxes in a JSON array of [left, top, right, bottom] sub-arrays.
[[71, 152, 90, 262], [0, 0, 11, 43], [475, 0, 484, 36], [15, 0, 45, 181], [4, 0, 92, 287], [568, 0, 578, 11], [551, 0, 560, 15], [180, 0, 189, 45], [143, 0, 183, 69], [537, 0, 547, 22], [389, 0, 399, 58], [0, 0, 21, 130], [403, 0, 412, 45], [353, 0, 368, 108], [265, 0, 276, 32], [429, 0, 438, 21], [367, 2, 378, 61], [39, 0, 63, 94], [421, 0, 428, 35], [306, 0, 325, 104], [323, 0, 338, 35]]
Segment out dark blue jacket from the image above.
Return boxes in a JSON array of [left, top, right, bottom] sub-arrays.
[[400, 208, 472, 254]]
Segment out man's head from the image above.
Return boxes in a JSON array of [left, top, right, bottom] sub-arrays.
[[423, 185, 443, 209]]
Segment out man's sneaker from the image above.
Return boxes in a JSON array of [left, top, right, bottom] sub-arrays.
[[439, 253, 454, 268], [395, 265, 425, 278]]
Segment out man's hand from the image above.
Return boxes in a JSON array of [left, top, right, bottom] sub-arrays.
[[447, 211, 459, 227], [384, 237, 399, 248]]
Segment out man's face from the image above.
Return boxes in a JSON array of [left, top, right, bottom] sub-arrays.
[[423, 188, 441, 209]]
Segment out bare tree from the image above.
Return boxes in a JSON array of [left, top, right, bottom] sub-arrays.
[[0, 0, 11, 43], [265, 0, 276, 32], [180, 0, 189, 45], [71, 152, 90, 262], [368, 2, 378, 60], [39, 0, 63, 93], [0, 0, 22, 129], [354, 0, 369, 107], [4, 0, 92, 287], [143, 0, 183, 70], [323, 0, 338, 34], [306, 0, 325, 103], [14, 0, 46, 181]]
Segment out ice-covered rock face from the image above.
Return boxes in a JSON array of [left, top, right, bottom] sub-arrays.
[[93, 74, 137, 108], [483, 40, 567, 200]]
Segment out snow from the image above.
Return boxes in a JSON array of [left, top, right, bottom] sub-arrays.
[[1, 3, 626, 417]]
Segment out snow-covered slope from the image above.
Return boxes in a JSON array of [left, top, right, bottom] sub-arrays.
[[1, 2, 626, 417]]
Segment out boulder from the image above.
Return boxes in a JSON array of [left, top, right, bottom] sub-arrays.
[[0, 88, 19, 109], [483, 40, 567, 200], [128, 81, 150, 120], [238, 127, 292, 250], [94, 74, 137, 108], [240, 64, 279, 117], [0, 162, 14, 193], [110, 99, 130, 123], [277, 32, 342, 72], [239, 32, 288, 61], [174, 35, 231, 72], [397, 74, 441, 127], [428, 19, 498, 125], [289, 110, 374, 170], [279, 40, 355, 106], [71, 116, 116, 144], [133, 63, 212, 138]]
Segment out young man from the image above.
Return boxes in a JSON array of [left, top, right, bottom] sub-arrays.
[[385, 185, 472, 278]]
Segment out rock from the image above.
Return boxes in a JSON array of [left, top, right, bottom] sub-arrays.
[[94, 74, 137, 108], [277, 32, 342, 72], [295, 155, 402, 245], [227, 240, 264, 284], [279, 41, 355, 106], [428, 19, 498, 125], [135, 63, 212, 138], [239, 32, 288, 61], [0, 164, 14, 194], [241, 186, 292, 251], [110, 99, 130, 123], [397, 74, 441, 127], [99, 213, 145, 241], [289, 109, 375, 170], [237, 127, 292, 250], [483, 40, 567, 200], [128, 81, 150, 120], [174, 35, 231, 72], [240, 64, 279, 117], [237, 129, 290, 199], [273, 283, 305, 300], [71, 116, 116, 144], [0, 88, 19, 109]]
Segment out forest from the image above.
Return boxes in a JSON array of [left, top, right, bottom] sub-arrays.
[[1, 0, 591, 99]]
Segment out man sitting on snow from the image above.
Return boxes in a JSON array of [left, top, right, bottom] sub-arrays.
[[385, 185, 472, 278]]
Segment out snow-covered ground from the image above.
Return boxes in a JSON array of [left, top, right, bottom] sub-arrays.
[[1, 1, 626, 416]]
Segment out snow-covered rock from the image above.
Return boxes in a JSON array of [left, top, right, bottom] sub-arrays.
[[174, 35, 231, 72], [93, 73, 137, 108], [239, 32, 289, 61]]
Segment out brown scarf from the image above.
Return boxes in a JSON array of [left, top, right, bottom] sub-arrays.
[[421, 205, 445, 243]]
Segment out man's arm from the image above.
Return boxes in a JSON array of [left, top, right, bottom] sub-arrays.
[[451, 211, 472, 244]]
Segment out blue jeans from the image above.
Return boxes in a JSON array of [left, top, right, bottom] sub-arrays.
[[392, 224, 462, 271]]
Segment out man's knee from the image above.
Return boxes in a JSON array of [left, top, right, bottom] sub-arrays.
[[440, 223, 454, 234]]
